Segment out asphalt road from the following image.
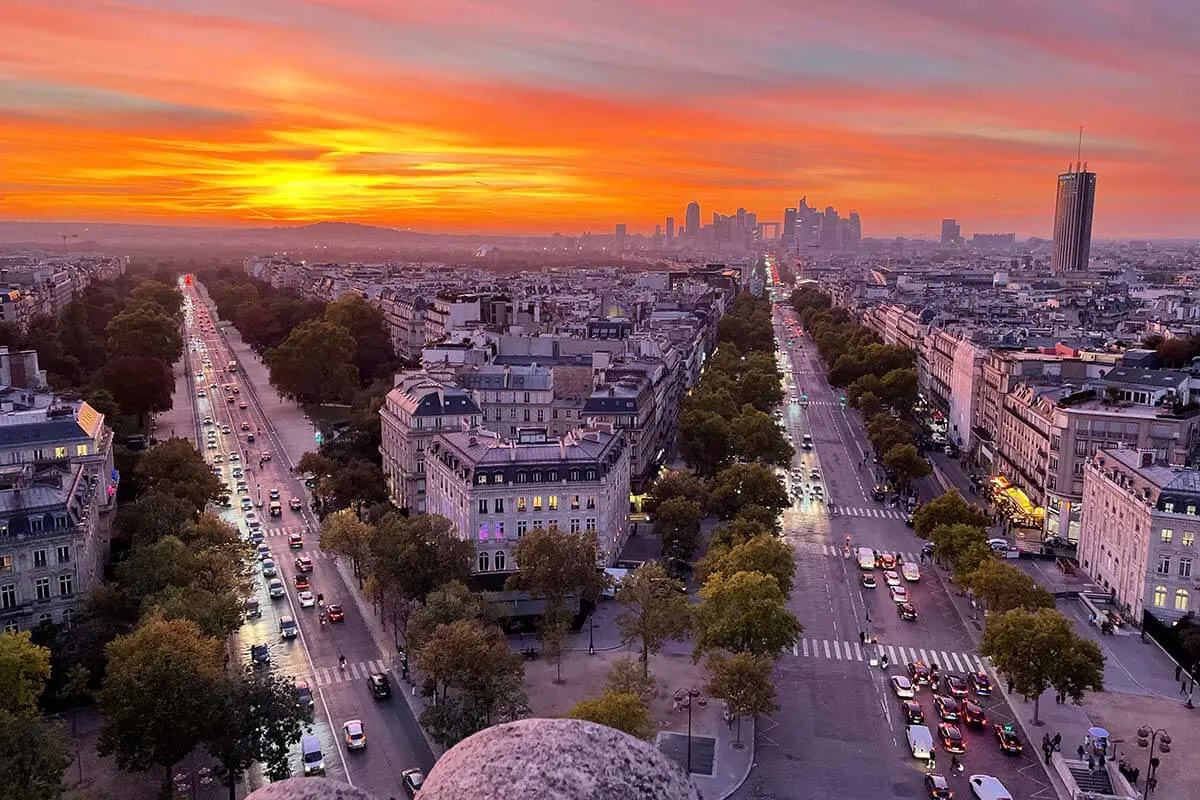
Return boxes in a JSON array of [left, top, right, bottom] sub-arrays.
[[176, 282, 433, 797], [729, 305, 1054, 800]]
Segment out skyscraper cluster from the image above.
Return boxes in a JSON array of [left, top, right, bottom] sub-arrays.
[[669, 196, 860, 248]]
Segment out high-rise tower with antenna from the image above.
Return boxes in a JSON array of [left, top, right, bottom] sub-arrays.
[[1051, 127, 1096, 273]]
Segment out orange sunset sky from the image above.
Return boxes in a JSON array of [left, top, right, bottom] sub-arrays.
[[1, 0, 1198, 238]]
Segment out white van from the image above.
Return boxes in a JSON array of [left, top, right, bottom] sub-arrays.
[[906, 724, 934, 759], [301, 733, 324, 775], [857, 547, 876, 570], [968, 775, 1012, 800]]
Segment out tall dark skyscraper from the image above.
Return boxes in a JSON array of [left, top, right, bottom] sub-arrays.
[[614, 223, 627, 250], [665, 216, 675, 240], [940, 218, 961, 244], [1051, 165, 1096, 272], [782, 208, 798, 244], [685, 201, 700, 238]]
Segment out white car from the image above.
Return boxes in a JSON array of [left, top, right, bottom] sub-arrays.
[[267, 578, 286, 598], [202, 417, 213, 426], [197, 390, 206, 398], [986, 538, 1010, 551], [229, 453, 240, 462], [213, 454, 224, 464], [902, 563, 921, 582], [343, 719, 367, 750], [206, 441, 217, 450], [890, 584, 909, 603], [884, 570, 902, 587], [298, 590, 316, 609], [891, 675, 916, 698], [968, 775, 1013, 800]]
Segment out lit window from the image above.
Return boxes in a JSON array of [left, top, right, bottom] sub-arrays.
[[477, 473, 488, 485], [517, 497, 527, 513], [0, 555, 11, 572], [571, 495, 581, 510], [1161, 528, 1174, 543], [478, 523, 490, 541], [548, 495, 559, 511], [494, 473, 505, 484], [1184, 531, 1195, 547], [75, 444, 89, 457], [494, 551, 506, 571], [533, 496, 543, 512], [1153, 586, 1167, 607], [1175, 589, 1190, 612], [54, 446, 68, 459]]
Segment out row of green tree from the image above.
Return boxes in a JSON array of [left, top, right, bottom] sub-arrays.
[[789, 287, 932, 491], [569, 476, 802, 742], [205, 270, 398, 403], [913, 490, 1105, 723], [677, 293, 792, 477], [0, 271, 187, 436], [1141, 332, 1200, 370], [4, 437, 308, 799]]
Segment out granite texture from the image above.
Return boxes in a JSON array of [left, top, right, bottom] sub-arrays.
[[420, 717, 701, 800], [246, 778, 376, 800]]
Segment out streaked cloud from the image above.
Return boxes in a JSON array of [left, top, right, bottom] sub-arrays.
[[0, 0, 1197, 236]]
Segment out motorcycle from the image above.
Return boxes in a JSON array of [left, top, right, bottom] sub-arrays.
[[880, 654, 890, 670]]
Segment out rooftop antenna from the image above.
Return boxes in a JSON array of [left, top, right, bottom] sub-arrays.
[[1076, 125, 1083, 172]]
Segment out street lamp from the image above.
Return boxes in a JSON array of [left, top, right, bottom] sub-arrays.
[[1136, 726, 1171, 797], [588, 613, 595, 655]]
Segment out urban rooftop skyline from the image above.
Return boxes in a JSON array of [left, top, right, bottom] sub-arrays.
[[2, 0, 1198, 238]]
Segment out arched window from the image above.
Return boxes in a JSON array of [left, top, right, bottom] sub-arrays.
[[494, 551, 506, 571], [1175, 588, 1190, 612], [478, 551, 491, 572], [1153, 585, 1167, 607], [586, 470, 597, 481], [61, 609, 73, 629], [37, 613, 52, 627], [548, 470, 558, 482], [516, 471, 527, 484], [532, 471, 542, 482]]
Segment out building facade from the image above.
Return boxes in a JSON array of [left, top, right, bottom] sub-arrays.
[[0, 460, 107, 633], [1079, 449, 1200, 623], [1050, 167, 1096, 273], [379, 373, 482, 514], [423, 426, 631, 578]]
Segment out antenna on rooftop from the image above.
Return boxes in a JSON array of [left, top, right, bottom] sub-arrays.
[[1076, 125, 1083, 172]]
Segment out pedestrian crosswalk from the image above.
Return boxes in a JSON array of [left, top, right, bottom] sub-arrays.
[[795, 541, 923, 564], [312, 658, 389, 688], [790, 638, 988, 673], [265, 526, 305, 539], [835, 506, 908, 520]]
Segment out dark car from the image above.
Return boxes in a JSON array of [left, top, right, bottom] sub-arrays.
[[943, 674, 970, 698], [296, 680, 314, 710], [934, 694, 961, 722], [994, 723, 1023, 755], [898, 602, 918, 621], [872, 485, 887, 501], [924, 774, 954, 800], [921, 541, 935, 557], [961, 699, 986, 728], [250, 644, 270, 666], [908, 661, 932, 685], [904, 513, 915, 528], [938, 723, 966, 754], [327, 604, 345, 622], [968, 671, 993, 696], [368, 672, 392, 700], [900, 699, 925, 725]]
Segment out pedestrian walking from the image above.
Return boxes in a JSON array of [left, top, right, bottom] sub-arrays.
[[1052, 733, 1062, 751], [1176, 664, 1183, 681], [1087, 754, 1096, 771], [1077, 745, 1086, 760], [1044, 746, 1052, 765], [1007, 677, 1015, 693], [1182, 681, 1188, 696]]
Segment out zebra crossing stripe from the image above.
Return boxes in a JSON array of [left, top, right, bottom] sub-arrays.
[[792, 639, 985, 672]]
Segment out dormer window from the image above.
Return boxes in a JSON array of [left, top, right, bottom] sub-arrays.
[[477, 473, 488, 485]]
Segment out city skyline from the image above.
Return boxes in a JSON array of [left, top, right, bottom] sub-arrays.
[[2, 1, 1199, 237]]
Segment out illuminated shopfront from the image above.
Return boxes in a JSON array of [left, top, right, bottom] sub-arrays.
[[989, 475, 1046, 536]]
